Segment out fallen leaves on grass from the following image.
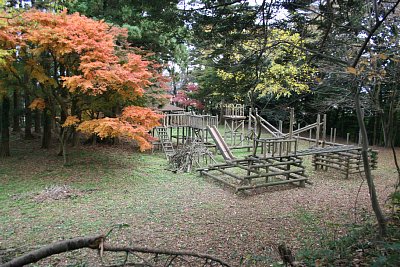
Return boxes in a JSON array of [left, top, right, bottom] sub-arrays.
[[33, 185, 84, 202]]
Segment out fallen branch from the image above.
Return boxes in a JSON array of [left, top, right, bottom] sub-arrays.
[[1, 235, 232, 267], [1, 235, 104, 267], [102, 245, 231, 267]]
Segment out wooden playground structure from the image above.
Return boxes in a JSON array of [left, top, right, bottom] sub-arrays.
[[152, 110, 219, 170], [223, 104, 247, 147], [153, 104, 378, 192]]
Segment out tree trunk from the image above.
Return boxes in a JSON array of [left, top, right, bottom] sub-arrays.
[[385, 90, 397, 147], [1, 95, 11, 157], [34, 110, 41, 133], [71, 128, 79, 147], [70, 98, 79, 146], [59, 128, 69, 166], [57, 104, 68, 155], [24, 94, 34, 139], [12, 89, 21, 132], [372, 113, 378, 146], [41, 109, 52, 149], [354, 89, 386, 237]]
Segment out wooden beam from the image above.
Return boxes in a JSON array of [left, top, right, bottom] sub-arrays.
[[236, 178, 308, 191]]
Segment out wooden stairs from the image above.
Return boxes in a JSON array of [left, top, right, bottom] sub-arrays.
[[155, 127, 175, 158]]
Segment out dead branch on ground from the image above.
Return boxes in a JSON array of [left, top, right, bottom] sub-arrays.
[[1, 235, 231, 267]]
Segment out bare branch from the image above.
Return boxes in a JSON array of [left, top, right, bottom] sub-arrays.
[[1, 235, 104, 267], [180, 0, 244, 12], [1, 235, 232, 267], [102, 245, 232, 267], [351, 0, 400, 68]]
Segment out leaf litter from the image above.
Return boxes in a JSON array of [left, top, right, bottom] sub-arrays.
[[32, 185, 84, 202], [0, 138, 399, 266]]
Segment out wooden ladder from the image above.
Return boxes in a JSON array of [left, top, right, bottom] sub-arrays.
[[155, 127, 175, 158]]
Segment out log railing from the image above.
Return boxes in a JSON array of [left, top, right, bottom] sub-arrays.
[[161, 113, 218, 129]]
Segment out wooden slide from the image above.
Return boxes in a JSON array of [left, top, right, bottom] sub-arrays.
[[207, 125, 236, 161]]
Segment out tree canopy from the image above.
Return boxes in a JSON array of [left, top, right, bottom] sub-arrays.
[[0, 8, 167, 162]]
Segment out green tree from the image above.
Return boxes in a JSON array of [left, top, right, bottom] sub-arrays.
[[187, 1, 316, 111]]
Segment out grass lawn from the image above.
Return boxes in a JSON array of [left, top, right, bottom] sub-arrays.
[[0, 133, 398, 266]]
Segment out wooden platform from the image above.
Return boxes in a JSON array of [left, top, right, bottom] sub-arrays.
[[199, 137, 378, 193], [198, 156, 308, 192]]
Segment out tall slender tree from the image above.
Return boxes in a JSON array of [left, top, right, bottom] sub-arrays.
[[282, 0, 400, 237]]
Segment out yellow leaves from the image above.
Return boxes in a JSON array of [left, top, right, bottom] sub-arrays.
[[62, 116, 80, 128], [229, 28, 316, 98], [217, 69, 234, 80], [28, 98, 46, 110], [346, 67, 358, 75], [203, 24, 213, 33], [78, 119, 115, 138], [216, 28, 316, 97], [270, 29, 302, 45], [0, 49, 14, 65], [346, 63, 368, 76], [26, 60, 57, 87], [31, 69, 57, 87], [216, 69, 246, 84], [378, 53, 388, 60], [258, 60, 314, 97]]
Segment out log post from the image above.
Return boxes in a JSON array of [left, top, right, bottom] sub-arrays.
[[248, 107, 252, 132], [313, 155, 318, 170], [345, 156, 350, 179], [316, 114, 320, 147], [289, 108, 294, 139], [322, 114, 327, 146], [333, 128, 337, 143], [297, 123, 300, 137]]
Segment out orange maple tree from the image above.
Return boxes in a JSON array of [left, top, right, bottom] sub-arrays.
[[3, 9, 167, 158]]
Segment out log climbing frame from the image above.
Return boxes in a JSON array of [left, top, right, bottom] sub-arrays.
[[198, 139, 377, 192], [152, 105, 379, 192], [198, 155, 308, 192], [152, 112, 218, 159], [312, 147, 378, 179], [223, 104, 247, 147]]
